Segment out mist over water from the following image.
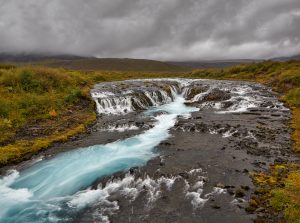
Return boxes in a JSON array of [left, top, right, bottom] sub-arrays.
[[0, 94, 198, 223]]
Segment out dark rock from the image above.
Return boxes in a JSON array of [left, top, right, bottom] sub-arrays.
[[179, 172, 189, 179], [211, 204, 221, 209], [227, 188, 235, 195], [186, 87, 207, 100], [194, 116, 202, 119], [190, 126, 196, 132], [245, 206, 256, 213], [129, 168, 135, 174], [261, 101, 274, 108], [249, 198, 258, 208], [274, 157, 287, 164], [243, 169, 249, 173], [202, 88, 231, 102], [216, 183, 225, 188], [232, 132, 240, 137], [224, 185, 235, 189], [222, 101, 234, 108], [255, 207, 265, 213], [135, 121, 144, 127], [161, 195, 168, 200], [241, 185, 250, 191], [161, 142, 172, 146], [235, 188, 246, 198]]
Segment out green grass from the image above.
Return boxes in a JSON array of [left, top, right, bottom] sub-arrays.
[[270, 170, 300, 223], [0, 66, 97, 165]]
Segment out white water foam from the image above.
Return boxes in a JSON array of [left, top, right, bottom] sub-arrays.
[[0, 170, 33, 218], [101, 124, 139, 132], [67, 174, 179, 221], [222, 129, 238, 138], [204, 187, 227, 198], [91, 91, 115, 98], [185, 178, 208, 209]]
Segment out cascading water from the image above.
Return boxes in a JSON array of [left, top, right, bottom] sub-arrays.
[[91, 80, 181, 115], [0, 94, 198, 223], [91, 79, 286, 116]]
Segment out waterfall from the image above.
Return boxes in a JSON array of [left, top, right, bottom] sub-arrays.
[[91, 79, 289, 116], [91, 82, 179, 115]]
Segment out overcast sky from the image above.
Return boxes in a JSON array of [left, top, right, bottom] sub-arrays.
[[0, 0, 300, 60]]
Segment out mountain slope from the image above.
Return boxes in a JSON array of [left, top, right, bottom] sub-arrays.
[[36, 58, 190, 72], [271, 54, 300, 61], [167, 59, 260, 69], [0, 53, 190, 72]]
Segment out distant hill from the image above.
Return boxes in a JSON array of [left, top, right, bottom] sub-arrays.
[[2, 52, 300, 72], [36, 58, 190, 72], [271, 54, 300, 61], [167, 59, 260, 69], [0, 53, 190, 72], [0, 53, 85, 63]]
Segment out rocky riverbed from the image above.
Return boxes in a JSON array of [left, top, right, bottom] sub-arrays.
[[1, 79, 297, 223], [78, 79, 294, 223]]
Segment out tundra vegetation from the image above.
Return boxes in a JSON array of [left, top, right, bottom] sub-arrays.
[[0, 60, 299, 222]]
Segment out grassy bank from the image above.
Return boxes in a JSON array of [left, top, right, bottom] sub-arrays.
[[0, 66, 98, 166], [190, 60, 300, 222]]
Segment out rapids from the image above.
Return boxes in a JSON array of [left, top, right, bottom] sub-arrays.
[[0, 94, 198, 223]]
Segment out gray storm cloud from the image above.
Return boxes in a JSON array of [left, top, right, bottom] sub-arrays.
[[0, 0, 300, 60]]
